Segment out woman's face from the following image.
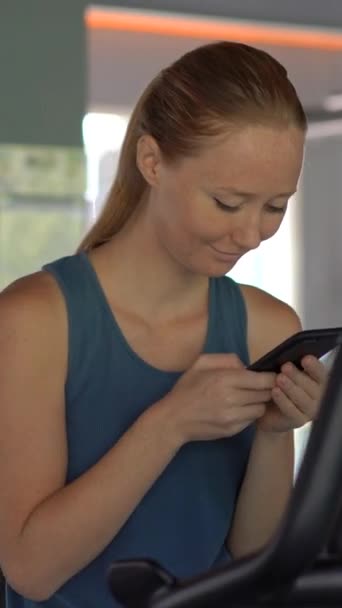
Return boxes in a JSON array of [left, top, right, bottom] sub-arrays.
[[142, 124, 305, 277]]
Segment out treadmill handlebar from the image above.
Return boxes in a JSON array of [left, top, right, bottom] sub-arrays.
[[108, 345, 342, 607]]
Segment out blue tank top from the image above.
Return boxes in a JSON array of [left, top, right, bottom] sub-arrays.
[[6, 251, 255, 608]]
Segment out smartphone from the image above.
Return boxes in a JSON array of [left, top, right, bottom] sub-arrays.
[[248, 327, 342, 373]]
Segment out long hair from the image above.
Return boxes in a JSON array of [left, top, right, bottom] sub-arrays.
[[77, 41, 307, 252]]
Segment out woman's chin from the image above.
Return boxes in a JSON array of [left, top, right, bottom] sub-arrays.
[[202, 259, 238, 277]]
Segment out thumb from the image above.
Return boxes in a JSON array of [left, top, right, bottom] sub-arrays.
[[192, 353, 245, 371]]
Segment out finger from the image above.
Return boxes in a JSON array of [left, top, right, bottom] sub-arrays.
[[280, 360, 325, 400], [232, 389, 273, 405], [276, 374, 317, 419], [272, 387, 309, 427], [301, 356, 328, 384], [232, 370, 277, 390]]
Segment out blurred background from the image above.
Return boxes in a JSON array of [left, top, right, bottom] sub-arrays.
[[1, 0, 342, 470]]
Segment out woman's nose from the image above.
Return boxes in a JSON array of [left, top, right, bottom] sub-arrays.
[[232, 222, 262, 251]]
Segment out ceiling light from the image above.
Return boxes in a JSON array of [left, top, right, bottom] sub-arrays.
[[323, 92, 342, 112]]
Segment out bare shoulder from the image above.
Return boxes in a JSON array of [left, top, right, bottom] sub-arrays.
[[0, 270, 68, 378], [1, 269, 65, 320], [240, 283, 302, 363], [1, 268, 62, 303]]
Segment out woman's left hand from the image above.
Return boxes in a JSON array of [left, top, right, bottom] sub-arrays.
[[256, 356, 328, 433]]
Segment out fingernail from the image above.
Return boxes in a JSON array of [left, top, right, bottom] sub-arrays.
[[278, 374, 288, 386]]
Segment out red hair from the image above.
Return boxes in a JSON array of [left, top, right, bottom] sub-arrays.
[[77, 41, 306, 252]]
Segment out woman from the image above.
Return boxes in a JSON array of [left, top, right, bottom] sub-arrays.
[[0, 41, 326, 607]]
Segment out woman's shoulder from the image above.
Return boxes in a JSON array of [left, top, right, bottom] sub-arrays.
[[239, 283, 299, 319], [1, 269, 65, 314], [0, 270, 67, 357], [239, 283, 302, 363]]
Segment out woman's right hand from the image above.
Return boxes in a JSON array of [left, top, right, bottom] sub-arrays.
[[159, 353, 276, 445]]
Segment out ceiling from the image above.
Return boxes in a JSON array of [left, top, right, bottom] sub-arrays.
[[92, 1, 342, 29], [86, 3, 342, 120]]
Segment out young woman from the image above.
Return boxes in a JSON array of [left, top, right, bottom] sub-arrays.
[[0, 41, 326, 607]]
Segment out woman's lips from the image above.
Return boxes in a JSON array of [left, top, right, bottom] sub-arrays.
[[210, 245, 243, 260]]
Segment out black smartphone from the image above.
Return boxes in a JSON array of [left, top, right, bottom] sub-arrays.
[[248, 327, 342, 373]]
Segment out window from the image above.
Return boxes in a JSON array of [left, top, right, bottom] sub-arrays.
[[0, 144, 86, 289]]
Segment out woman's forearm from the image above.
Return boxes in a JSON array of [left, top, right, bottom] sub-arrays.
[[7, 400, 181, 601], [227, 428, 294, 558]]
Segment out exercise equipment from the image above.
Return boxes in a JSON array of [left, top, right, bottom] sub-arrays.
[[108, 346, 342, 607]]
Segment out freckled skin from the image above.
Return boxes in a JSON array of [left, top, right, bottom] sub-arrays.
[[141, 124, 304, 277]]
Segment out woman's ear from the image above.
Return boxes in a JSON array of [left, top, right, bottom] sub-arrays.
[[136, 134, 162, 187]]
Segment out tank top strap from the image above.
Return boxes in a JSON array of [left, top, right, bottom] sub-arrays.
[[42, 251, 106, 401]]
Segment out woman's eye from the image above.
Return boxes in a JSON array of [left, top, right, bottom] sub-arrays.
[[267, 205, 287, 214], [213, 198, 240, 212]]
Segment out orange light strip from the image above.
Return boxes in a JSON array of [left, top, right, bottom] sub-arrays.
[[85, 8, 342, 51]]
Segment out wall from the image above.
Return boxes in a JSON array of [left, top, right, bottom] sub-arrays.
[[0, 0, 86, 147], [0, 0, 88, 288], [298, 128, 342, 328]]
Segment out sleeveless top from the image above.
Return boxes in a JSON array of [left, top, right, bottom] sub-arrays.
[[6, 251, 255, 608]]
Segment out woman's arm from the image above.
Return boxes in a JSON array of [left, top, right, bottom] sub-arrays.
[[227, 428, 294, 557], [0, 276, 182, 602], [228, 285, 301, 557]]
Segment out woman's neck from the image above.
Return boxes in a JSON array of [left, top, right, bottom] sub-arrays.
[[88, 213, 208, 325]]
